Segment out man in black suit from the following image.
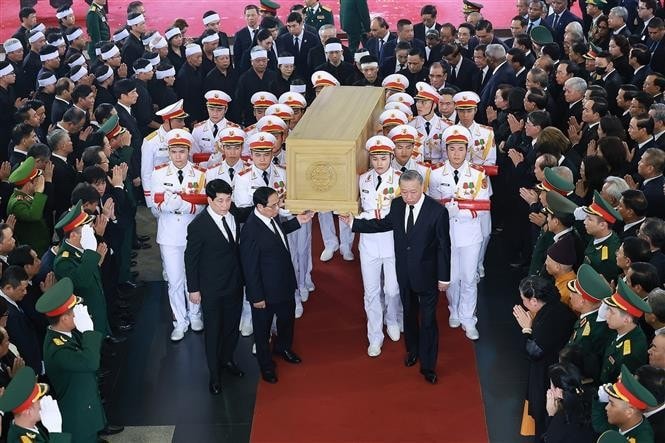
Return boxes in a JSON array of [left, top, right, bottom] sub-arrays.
[[233, 5, 261, 66], [647, 18, 665, 76], [47, 128, 80, 223], [629, 114, 657, 173], [113, 79, 141, 180], [50, 78, 73, 125], [307, 25, 354, 74], [617, 190, 648, 240], [0, 266, 42, 374], [379, 41, 411, 78], [636, 364, 665, 443], [341, 170, 451, 384], [608, 6, 632, 38], [441, 43, 479, 93], [594, 51, 624, 114], [413, 5, 442, 42], [545, 0, 583, 45], [381, 19, 425, 63], [635, 147, 665, 219], [630, 45, 653, 90], [365, 16, 395, 64], [277, 12, 319, 79], [239, 187, 314, 384], [479, 44, 517, 124], [186, 180, 252, 395], [121, 12, 146, 75]]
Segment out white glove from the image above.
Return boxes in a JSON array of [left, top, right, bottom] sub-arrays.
[[597, 303, 608, 322], [445, 201, 460, 218], [597, 384, 610, 403], [163, 192, 183, 212], [39, 395, 63, 433], [73, 304, 94, 332], [80, 224, 97, 251]]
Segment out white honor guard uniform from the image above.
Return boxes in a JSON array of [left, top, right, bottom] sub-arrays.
[[388, 124, 430, 180], [150, 130, 207, 341], [356, 136, 404, 357], [242, 91, 278, 156], [191, 90, 237, 161], [409, 82, 450, 164], [141, 99, 188, 214], [205, 127, 248, 187], [427, 125, 490, 340], [454, 91, 495, 277]]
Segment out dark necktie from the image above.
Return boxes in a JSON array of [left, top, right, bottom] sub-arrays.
[[294, 36, 299, 53], [221, 216, 235, 244], [379, 39, 384, 59], [552, 14, 560, 29], [262, 170, 269, 185], [527, 22, 533, 33], [399, 63, 405, 71], [407, 204, 414, 233], [212, 123, 219, 138], [250, 29, 256, 41], [425, 121, 431, 135], [401, 166, 407, 173], [375, 174, 382, 190], [454, 170, 459, 184], [270, 218, 288, 251], [228, 167, 234, 181], [450, 64, 457, 82], [273, 157, 279, 165], [651, 40, 659, 52], [177, 169, 184, 184]]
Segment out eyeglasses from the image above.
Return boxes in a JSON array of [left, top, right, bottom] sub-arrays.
[[265, 201, 280, 209]]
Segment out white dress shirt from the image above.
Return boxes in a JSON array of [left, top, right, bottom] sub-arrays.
[[207, 206, 236, 242]]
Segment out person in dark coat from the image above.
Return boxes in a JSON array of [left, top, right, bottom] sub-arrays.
[[185, 180, 252, 394], [636, 364, 665, 443], [313, 38, 356, 85], [513, 275, 576, 440], [635, 148, 665, 220], [233, 5, 261, 66], [235, 48, 278, 126], [175, 45, 206, 124], [121, 13, 147, 75], [277, 12, 320, 79], [342, 170, 451, 385], [239, 186, 314, 384]]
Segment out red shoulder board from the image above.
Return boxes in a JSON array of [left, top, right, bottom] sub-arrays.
[[469, 163, 484, 172], [244, 124, 256, 133], [194, 121, 206, 128], [430, 163, 444, 171], [227, 121, 240, 127], [193, 164, 207, 172], [416, 161, 430, 168], [238, 167, 252, 176], [155, 162, 169, 170]]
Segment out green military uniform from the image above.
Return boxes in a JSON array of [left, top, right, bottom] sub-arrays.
[[603, 365, 657, 442], [581, 190, 623, 283], [339, 0, 370, 52], [7, 157, 50, 256], [529, 230, 554, 276], [37, 278, 106, 443], [592, 282, 652, 433], [0, 367, 71, 443], [596, 430, 628, 443], [53, 203, 110, 336], [304, 2, 334, 30], [86, 1, 110, 59]]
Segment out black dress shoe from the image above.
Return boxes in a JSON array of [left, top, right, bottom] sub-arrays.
[[99, 424, 124, 436], [223, 361, 245, 377], [120, 280, 138, 290], [106, 335, 127, 345], [276, 349, 302, 364], [132, 242, 151, 250], [137, 234, 151, 242], [209, 381, 222, 395], [115, 321, 134, 333], [130, 251, 138, 259], [130, 260, 137, 267], [420, 369, 438, 384], [261, 370, 278, 383], [404, 352, 418, 367]]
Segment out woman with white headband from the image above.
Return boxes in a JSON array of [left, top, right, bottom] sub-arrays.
[[165, 26, 185, 72], [152, 62, 179, 109], [200, 10, 230, 49], [122, 12, 147, 75], [270, 53, 298, 97]]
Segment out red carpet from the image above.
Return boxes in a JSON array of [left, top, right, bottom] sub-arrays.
[[3, 1, 531, 41], [250, 218, 489, 443]]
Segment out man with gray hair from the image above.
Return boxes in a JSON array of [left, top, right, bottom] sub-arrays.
[[479, 43, 516, 123], [341, 169, 451, 384], [649, 103, 665, 146], [601, 176, 631, 207], [307, 24, 352, 70], [48, 128, 79, 221], [608, 6, 631, 37]]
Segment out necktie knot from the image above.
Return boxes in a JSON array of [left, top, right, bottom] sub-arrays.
[[425, 121, 431, 135], [262, 170, 269, 185], [213, 123, 219, 137], [228, 166, 235, 181], [401, 166, 407, 173], [273, 157, 279, 165], [375, 174, 382, 190], [453, 169, 459, 184], [177, 169, 184, 184]]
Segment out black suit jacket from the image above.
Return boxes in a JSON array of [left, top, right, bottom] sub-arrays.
[[631, 139, 657, 172], [277, 31, 320, 78], [6, 302, 42, 373], [351, 196, 451, 292], [51, 155, 80, 219], [233, 27, 258, 66], [239, 212, 301, 304], [50, 98, 71, 125], [364, 33, 396, 63], [114, 104, 142, 179], [479, 62, 516, 123], [648, 408, 665, 443], [545, 10, 582, 44], [185, 206, 251, 296], [414, 23, 442, 43], [307, 44, 354, 75], [381, 38, 426, 61], [641, 175, 665, 219], [448, 57, 479, 93]]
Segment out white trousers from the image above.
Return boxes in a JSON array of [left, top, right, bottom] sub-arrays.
[[287, 222, 313, 291], [359, 248, 402, 346], [478, 211, 491, 272], [446, 242, 482, 329], [160, 244, 201, 329], [318, 211, 355, 253]]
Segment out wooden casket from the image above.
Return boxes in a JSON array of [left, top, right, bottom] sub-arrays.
[[285, 86, 385, 215]]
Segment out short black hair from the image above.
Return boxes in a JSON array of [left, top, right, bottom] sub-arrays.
[[11, 122, 35, 146], [72, 84, 93, 104], [518, 275, 560, 303], [7, 245, 35, 267], [621, 189, 648, 217], [71, 183, 100, 205], [27, 142, 50, 160], [286, 12, 303, 24], [252, 186, 277, 207], [629, 262, 661, 292], [83, 165, 108, 184], [19, 7, 36, 20], [622, 237, 653, 264], [114, 78, 136, 99], [420, 4, 437, 16], [62, 107, 85, 125], [0, 266, 29, 289], [82, 145, 104, 168], [205, 179, 233, 199], [635, 365, 665, 404]]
